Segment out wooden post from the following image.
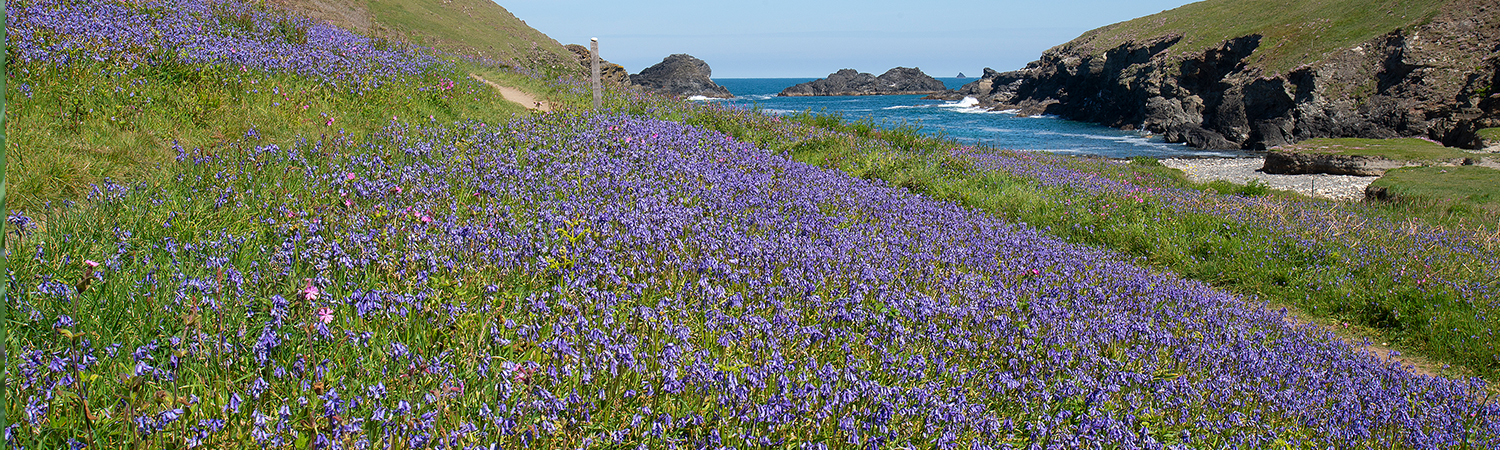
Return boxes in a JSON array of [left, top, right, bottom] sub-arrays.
[[590, 37, 601, 110]]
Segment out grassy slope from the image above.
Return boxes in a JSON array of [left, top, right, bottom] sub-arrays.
[[1063, 0, 1449, 75], [13, 0, 1497, 384], [6, 60, 529, 213], [273, 0, 578, 74], [1272, 137, 1473, 161], [1481, 128, 1500, 143], [6, 0, 583, 213], [1372, 166, 1500, 207]]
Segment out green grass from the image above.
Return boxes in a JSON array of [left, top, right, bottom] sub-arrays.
[[342, 0, 578, 75], [1371, 165, 1500, 207], [6, 58, 530, 213], [1271, 137, 1472, 162], [686, 112, 1500, 380], [1479, 127, 1500, 143], [1066, 0, 1449, 75], [274, 0, 579, 74]]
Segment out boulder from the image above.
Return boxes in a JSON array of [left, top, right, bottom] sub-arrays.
[[780, 67, 947, 96], [1261, 151, 1417, 176], [631, 54, 733, 99]]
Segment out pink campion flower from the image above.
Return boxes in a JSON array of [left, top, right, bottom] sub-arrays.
[[345, 173, 356, 181], [316, 307, 334, 324], [300, 278, 320, 302], [84, 260, 100, 269], [325, 117, 335, 126]]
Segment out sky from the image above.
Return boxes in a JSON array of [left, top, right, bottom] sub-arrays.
[[498, 0, 1201, 78]]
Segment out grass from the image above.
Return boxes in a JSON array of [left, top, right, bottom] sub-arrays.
[[5, 58, 530, 213], [1479, 127, 1500, 144], [276, 0, 581, 76], [1067, 0, 1449, 75], [8, 0, 1500, 446], [1271, 137, 1473, 162], [672, 111, 1500, 381], [1371, 166, 1500, 207]]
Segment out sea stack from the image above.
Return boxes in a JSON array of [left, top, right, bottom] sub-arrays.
[[631, 54, 733, 99], [778, 67, 947, 96]]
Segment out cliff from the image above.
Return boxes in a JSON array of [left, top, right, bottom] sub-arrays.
[[939, 0, 1500, 150], [631, 54, 733, 99], [779, 67, 947, 97]]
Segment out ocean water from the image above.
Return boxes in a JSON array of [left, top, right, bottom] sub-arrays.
[[698, 78, 1248, 159]]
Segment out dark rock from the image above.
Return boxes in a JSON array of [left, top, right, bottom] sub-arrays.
[[1365, 184, 1397, 202], [1261, 151, 1415, 176], [564, 44, 630, 85], [631, 54, 733, 99], [1164, 124, 1237, 150], [780, 67, 947, 97]]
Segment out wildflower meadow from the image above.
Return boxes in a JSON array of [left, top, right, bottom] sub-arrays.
[[4, 0, 1500, 448]]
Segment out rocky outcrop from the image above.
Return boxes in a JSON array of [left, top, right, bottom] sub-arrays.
[[564, 44, 630, 85], [630, 54, 732, 99], [779, 67, 947, 97], [940, 1, 1500, 151], [1262, 152, 1419, 176]]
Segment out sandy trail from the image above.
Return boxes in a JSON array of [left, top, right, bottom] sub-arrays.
[[468, 73, 550, 112]]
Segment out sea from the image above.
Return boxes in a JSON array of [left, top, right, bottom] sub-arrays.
[[698, 78, 1249, 159]]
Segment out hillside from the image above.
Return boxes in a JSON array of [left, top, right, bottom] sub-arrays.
[[5, 0, 1500, 447], [270, 0, 580, 75], [946, 0, 1500, 151]]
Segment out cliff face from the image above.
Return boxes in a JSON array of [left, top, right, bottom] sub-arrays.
[[779, 67, 947, 97], [631, 54, 733, 99], [946, 0, 1500, 150]]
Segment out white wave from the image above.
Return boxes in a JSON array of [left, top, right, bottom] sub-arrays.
[[687, 95, 725, 102]]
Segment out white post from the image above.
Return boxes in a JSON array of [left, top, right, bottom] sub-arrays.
[[591, 37, 601, 110]]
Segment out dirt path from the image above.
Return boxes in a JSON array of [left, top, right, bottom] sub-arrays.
[[468, 73, 550, 112]]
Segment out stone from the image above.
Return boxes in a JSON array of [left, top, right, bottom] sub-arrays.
[[1261, 151, 1416, 176], [631, 54, 733, 99], [780, 67, 947, 96]]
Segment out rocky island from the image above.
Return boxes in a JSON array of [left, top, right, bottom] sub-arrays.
[[779, 67, 946, 97], [630, 54, 733, 99], [933, 0, 1500, 151]]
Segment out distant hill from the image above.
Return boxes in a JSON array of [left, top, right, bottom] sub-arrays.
[[945, 0, 1500, 150], [271, 0, 580, 75]]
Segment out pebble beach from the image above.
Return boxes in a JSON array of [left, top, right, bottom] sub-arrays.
[[1162, 157, 1379, 201]]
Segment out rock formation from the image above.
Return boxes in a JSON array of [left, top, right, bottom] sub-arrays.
[[564, 44, 630, 85], [630, 54, 732, 99], [779, 67, 947, 97], [935, 1, 1500, 151]]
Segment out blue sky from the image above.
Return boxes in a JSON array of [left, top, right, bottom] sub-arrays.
[[498, 0, 1199, 78]]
